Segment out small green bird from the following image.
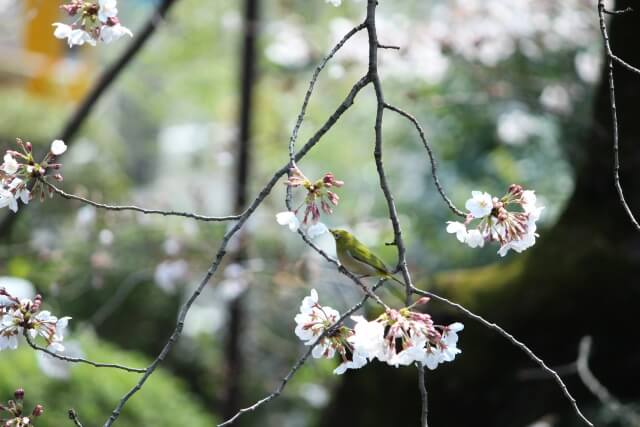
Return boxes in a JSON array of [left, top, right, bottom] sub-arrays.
[[329, 229, 405, 285]]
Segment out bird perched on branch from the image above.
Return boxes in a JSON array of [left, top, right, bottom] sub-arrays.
[[329, 229, 405, 285]]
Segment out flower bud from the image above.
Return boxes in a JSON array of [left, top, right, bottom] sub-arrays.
[[32, 404, 44, 417], [25, 142, 32, 153], [415, 296, 430, 306], [14, 389, 24, 401], [508, 183, 523, 196]]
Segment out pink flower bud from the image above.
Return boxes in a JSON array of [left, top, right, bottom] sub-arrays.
[[32, 405, 44, 417], [322, 173, 344, 188], [14, 389, 24, 401], [508, 183, 523, 196], [321, 200, 333, 214], [326, 190, 340, 206], [25, 142, 32, 153], [415, 296, 430, 306]]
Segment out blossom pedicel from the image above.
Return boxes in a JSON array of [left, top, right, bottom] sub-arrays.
[[0, 139, 68, 213], [446, 184, 544, 256], [294, 290, 463, 374], [53, 0, 132, 47]]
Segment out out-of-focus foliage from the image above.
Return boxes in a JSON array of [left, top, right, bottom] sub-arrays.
[[0, 333, 217, 426]]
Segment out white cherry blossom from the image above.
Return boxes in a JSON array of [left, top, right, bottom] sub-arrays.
[[50, 140, 67, 156], [100, 23, 133, 44], [98, 0, 118, 22], [276, 211, 300, 232], [465, 191, 493, 218], [446, 221, 468, 243], [466, 229, 485, 248], [2, 153, 19, 175]]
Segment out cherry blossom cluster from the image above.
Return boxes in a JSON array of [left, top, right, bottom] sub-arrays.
[[446, 184, 544, 256], [0, 139, 67, 213], [276, 165, 343, 234], [294, 290, 463, 374], [53, 0, 132, 47], [0, 389, 44, 427], [0, 288, 71, 353]]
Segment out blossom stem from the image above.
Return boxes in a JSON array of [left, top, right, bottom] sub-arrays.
[[24, 333, 146, 374], [42, 180, 242, 222]]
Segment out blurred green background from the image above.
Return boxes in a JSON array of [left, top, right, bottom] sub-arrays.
[[2, 0, 638, 426]]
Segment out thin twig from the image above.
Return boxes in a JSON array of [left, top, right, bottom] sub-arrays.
[[384, 103, 466, 217], [286, 22, 367, 206], [409, 286, 593, 427], [597, 0, 640, 231], [217, 279, 386, 427], [377, 43, 401, 50], [603, 6, 633, 15], [611, 54, 640, 76], [365, 0, 414, 306], [417, 364, 429, 427], [24, 333, 146, 374], [102, 70, 370, 427], [68, 409, 84, 427], [43, 180, 241, 222], [576, 336, 640, 425]]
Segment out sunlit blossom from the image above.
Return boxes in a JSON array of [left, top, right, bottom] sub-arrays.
[[447, 184, 544, 256]]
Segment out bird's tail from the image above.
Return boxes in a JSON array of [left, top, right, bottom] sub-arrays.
[[384, 274, 407, 287]]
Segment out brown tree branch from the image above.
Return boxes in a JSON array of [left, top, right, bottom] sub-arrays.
[[576, 336, 640, 425], [102, 69, 370, 427], [43, 180, 241, 222], [68, 409, 84, 427], [597, 0, 640, 231], [24, 333, 146, 374]]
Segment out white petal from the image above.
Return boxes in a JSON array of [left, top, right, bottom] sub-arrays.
[[50, 140, 67, 155], [307, 222, 329, 238]]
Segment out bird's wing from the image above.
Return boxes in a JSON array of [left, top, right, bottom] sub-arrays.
[[347, 243, 389, 276]]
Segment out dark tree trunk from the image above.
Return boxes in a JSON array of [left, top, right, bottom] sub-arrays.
[[321, 3, 640, 426], [221, 0, 260, 420]]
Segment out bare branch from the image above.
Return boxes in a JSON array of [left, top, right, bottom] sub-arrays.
[[24, 333, 146, 374], [417, 364, 429, 427], [43, 180, 241, 222], [217, 279, 386, 427], [384, 103, 466, 218], [286, 22, 367, 206], [68, 409, 84, 427], [597, 1, 640, 231], [365, 0, 414, 305], [603, 6, 633, 15], [611, 54, 640, 76], [409, 286, 593, 426], [102, 71, 370, 427], [576, 336, 640, 425]]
